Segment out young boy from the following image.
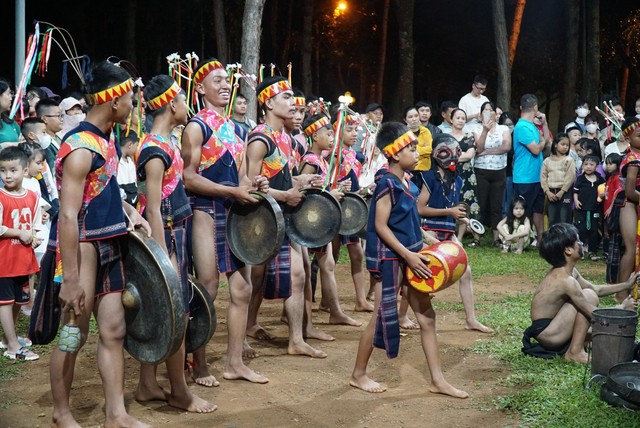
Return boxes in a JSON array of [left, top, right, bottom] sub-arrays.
[[573, 154, 605, 259], [417, 133, 493, 333], [350, 122, 468, 398], [523, 223, 637, 363], [117, 131, 139, 206], [0, 147, 41, 361]]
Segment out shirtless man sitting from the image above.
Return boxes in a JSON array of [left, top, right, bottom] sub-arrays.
[[524, 223, 638, 364]]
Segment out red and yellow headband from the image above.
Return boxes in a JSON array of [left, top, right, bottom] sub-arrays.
[[87, 79, 134, 105], [382, 131, 417, 157], [622, 121, 640, 139], [193, 60, 224, 85], [304, 116, 330, 136], [257, 80, 292, 105], [294, 96, 306, 107], [147, 82, 181, 111]]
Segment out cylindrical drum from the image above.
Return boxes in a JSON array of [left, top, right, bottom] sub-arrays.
[[591, 309, 638, 376], [405, 241, 468, 293]]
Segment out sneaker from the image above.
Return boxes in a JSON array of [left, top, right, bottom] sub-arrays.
[[0, 336, 32, 350], [3, 346, 39, 361]]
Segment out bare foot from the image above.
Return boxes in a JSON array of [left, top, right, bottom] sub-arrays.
[[430, 381, 469, 399], [318, 303, 330, 313], [305, 325, 335, 341], [191, 366, 220, 387], [329, 313, 362, 327], [366, 290, 375, 301], [465, 320, 494, 334], [280, 315, 289, 325], [246, 324, 275, 341], [399, 316, 419, 330], [168, 391, 217, 413], [349, 374, 387, 393], [564, 350, 589, 364], [243, 339, 259, 359], [105, 414, 151, 428], [52, 412, 82, 428], [223, 364, 269, 383], [354, 301, 374, 312], [135, 383, 169, 403], [288, 342, 327, 358]]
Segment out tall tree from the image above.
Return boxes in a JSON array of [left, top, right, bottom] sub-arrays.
[[509, 0, 527, 65], [213, 0, 228, 63], [376, 0, 391, 104], [241, 0, 266, 121], [492, 0, 511, 111], [559, 0, 580, 129], [584, 0, 600, 105], [125, 0, 137, 66], [302, 0, 314, 95], [393, 0, 414, 113]]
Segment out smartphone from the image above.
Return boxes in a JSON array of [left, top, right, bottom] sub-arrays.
[[482, 110, 491, 123]]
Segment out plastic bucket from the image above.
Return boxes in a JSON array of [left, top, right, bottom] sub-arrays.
[[591, 309, 638, 376]]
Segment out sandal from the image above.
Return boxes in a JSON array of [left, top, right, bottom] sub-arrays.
[[493, 239, 502, 248], [0, 336, 32, 350], [3, 346, 39, 361], [468, 239, 480, 248]]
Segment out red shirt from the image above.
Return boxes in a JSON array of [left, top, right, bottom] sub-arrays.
[[0, 188, 39, 277]]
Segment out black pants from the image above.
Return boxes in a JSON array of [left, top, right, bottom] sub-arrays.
[[475, 168, 506, 229], [575, 210, 600, 253], [546, 188, 573, 227]]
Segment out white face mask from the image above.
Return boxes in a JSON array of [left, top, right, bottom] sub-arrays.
[[64, 113, 86, 130], [507, 125, 515, 133], [37, 133, 52, 150], [585, 123, 598, 134], [576, 107, 589, 118]]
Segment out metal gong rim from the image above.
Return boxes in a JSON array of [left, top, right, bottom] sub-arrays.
[[284, 188, 342, 247], [123, 230, 186, 365], [605, 362, 640, 405], [186, 276, 217, 354], [355, 195, 371, 239], [339, 192, 369, 236], [227, 192, 285, 265]]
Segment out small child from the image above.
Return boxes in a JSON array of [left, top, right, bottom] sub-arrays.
[[540, 133, 576, 226], [497, 196, 532, 254], [574, 154, 605, 259], [566, 126, 583, 174], [603, 153, 624, 284], [350, 122, 468, 398], [117, 131, 139, 206], [0, 147, 41, 361]]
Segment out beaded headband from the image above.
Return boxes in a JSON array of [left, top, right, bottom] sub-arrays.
[[87, 79, 133, 105], [257, 80, 292, 105], [147, 82, 181, 111], [304, 116, 331, 137], [294, 96, 306, 107], [193, 60, 224, 85], [622, 121, 640, 139], [382, 131, 417, 157]]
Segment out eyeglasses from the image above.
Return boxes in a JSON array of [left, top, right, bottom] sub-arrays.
[[26, 94, 39, 101], [474, 84, 487, 92], [43, 114, 64, 120]]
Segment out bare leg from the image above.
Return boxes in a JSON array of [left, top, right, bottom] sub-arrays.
[[459, 267, 493, 333], [406, 287, 468, 398], [457, 223, 467, 243], [340, 240, 373, 312], [398, 289, 418, 330], [222, 268, 269, 383], [367, 272, 378, 301], [245, 263, 274, 341], [302, 247, 334, 341], [317, 245, 361, 326], [0, 304, 21, 354], [532, 213, 545, 245], [190, 210, 220, 387], [349, 278, 386, 393], [286, 243, 327, 358], [617, 203, 636, 301]]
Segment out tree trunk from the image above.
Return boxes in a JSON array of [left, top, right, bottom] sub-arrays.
[[241, 0, 266, 121], [302, 0, 313, 95], [559, 0, 580, 130], [213, 0, 228, 63], [125, 0, 137, 66], [509, 0, 526, 65], [376, 0, 391, 104], [393, 0, 414, 115], [278, 0, 294, 75], [492, 0, 511, 111], [584, 0, 600, 106]]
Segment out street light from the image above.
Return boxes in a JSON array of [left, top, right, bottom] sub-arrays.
[[334, 1, 347, 18]]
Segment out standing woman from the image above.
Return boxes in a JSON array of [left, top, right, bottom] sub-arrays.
[[447, 108, 481, 246], [403, 106, 433, 184], [0, 79, 21, 149], [473, 101, 511, 246]]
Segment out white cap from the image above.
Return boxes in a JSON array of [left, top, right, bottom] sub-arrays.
[[59, 97, 82, 113]]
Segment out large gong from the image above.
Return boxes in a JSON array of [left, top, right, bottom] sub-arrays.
[[186, 276, 217, 353], [122, 230, 185, 365], [284, 188, 342, 247], [227, 192, 285, 265], [339, 192, 369, 236]]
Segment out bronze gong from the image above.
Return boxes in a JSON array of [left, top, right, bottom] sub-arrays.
[[185, 276, 217, 354], [339, 192, 369, 236], [284, 188, 343, 248]]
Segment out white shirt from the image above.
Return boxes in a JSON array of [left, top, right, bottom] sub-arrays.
[[117, 156, 137, 185], [458, 93, 489, 124], [473, 124, 509, 170]]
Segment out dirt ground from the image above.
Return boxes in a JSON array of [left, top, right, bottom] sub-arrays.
[[0, 267, 535, 428]]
